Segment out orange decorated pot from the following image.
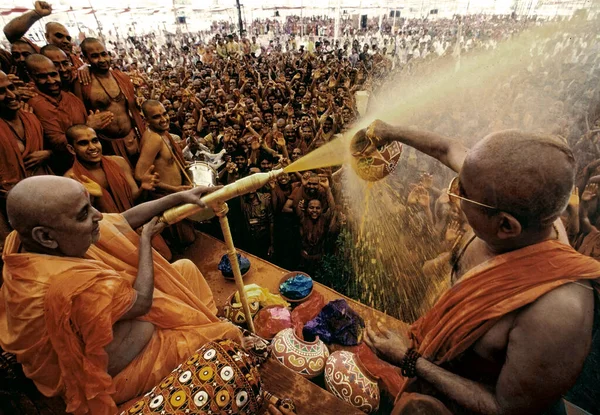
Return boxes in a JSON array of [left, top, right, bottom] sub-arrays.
[[324, 351, 380, 413], [271, 328, 329, 379]]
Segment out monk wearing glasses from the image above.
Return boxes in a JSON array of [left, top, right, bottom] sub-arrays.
[[354, 120, 600, 414]]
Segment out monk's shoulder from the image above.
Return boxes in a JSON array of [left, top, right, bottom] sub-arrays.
[[64, 168, 74, 177], [515, 282, 594, 338], [106, 155, 128, 169]]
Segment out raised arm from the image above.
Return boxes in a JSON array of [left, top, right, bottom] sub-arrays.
[[355, 120, 469, 173], [4, 1, 52, 44]]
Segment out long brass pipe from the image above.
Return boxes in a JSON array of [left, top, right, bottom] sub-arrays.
[[160, 169, 283, 225]]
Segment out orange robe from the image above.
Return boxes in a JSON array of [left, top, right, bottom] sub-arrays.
[[80, 70, 146, 161], [0, 214, 242, 415], [28, 90, 87, 174], [0, 110, 50, 193], [71, 156, 172, 260], [392, 239, 600, 404]]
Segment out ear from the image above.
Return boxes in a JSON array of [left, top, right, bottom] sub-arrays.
[[496, 212, 522, 240], [31, 226, 58, 250], [66, 144, 76, 156]]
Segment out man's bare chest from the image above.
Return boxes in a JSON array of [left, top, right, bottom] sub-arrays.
[[89, 77, 123, 109]]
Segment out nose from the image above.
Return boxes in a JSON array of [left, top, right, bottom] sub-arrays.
[[6, 88, 16, 99], [91, 207, 104, 222]]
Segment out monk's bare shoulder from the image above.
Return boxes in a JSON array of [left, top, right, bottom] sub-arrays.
[[495, 281, 594, 412], [106, 155, 130, 171]]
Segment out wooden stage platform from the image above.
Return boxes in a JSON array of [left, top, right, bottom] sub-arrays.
[[182, 233, 410, 415]]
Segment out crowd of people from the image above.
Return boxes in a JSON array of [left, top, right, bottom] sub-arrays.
[[0, 1, 600, 414]]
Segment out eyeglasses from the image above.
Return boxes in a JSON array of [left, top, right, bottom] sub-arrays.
[[447, 176, 498, 210]]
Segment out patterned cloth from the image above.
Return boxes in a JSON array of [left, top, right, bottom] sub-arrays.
[[121, 340, 263, 415]]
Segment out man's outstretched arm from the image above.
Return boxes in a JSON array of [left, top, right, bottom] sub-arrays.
[[4, 1, 51, 44], [359, 120, 469, 173]]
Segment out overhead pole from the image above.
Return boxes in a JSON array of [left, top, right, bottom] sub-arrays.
[[236, 0, 244, 35]]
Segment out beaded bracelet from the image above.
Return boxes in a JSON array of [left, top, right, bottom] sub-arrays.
[[400, 348, 421, 378]]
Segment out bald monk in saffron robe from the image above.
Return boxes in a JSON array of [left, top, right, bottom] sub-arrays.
[[0, 176, 242, 415], [25, 54, 112, 175], [75, 38, 145, 165], [64, 124, 172, 261], [0, 71, 51, 257], [356, 121, 600, 414]]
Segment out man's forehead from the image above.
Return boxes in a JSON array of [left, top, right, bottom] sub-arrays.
[[75, 130, 97, 142], [147, 104, 166, 115], [44, 50, 68, 61], [12, 43, 34, 53], [31, 61, 57, 73], [86, 42, 106, 53]]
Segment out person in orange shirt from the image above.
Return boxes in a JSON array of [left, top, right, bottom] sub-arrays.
[[358, 121, 600, 414], [0, 70, 51, 261], [25, 54, 111, 174], [64, 124, 172, 260], [0, 175, 242, 414]]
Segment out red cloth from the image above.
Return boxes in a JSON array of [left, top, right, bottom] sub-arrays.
[[28, 90, 87, 154], [71, 156, 172, 260], [290, 291, 326, 339], [72, 156, 134, 212], [394, 239, 600, 401], [0, 111, 48, 192]]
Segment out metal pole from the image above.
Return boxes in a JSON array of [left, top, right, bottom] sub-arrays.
[[236, 0, 244, 35], [215, 204, 255, 333]]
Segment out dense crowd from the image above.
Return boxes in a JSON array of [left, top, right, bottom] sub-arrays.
[[1, 1, 600, 414], [0, 2, 597, 284]]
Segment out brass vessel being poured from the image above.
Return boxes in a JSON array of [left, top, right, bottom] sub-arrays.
[[160, 169, 284, 225], [350, 123, 403, 182]]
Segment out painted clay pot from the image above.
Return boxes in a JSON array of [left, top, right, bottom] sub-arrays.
[[324, 351, 380, 413], [271, 328, 329, 379], [223, 293, 260, 325], [350, 128, 403, 182]]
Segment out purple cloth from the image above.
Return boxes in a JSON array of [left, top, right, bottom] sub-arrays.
[[303, 299, 365, 346]]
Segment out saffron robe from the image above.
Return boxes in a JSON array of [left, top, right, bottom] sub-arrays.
[[390, 239, 600, 405], [0, 214, 242, 415], [0, 110, 50, 193], [70, 156, 172, 260]]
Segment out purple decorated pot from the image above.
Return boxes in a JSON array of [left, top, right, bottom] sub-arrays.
[[271, 328, 329, 379], [324, 351, 380, 413]]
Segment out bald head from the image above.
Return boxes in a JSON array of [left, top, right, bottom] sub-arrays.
[[80, 37, 103, 58], [142, 99, 162, 117], [66, 124, 94, 146], [25, 54, 61, 96], [462, 130, 575, 229], [45, 22, 72, 54], [7, 176, 103, 257], [24, 53, 54, 74], [7, 176, 85, 235]]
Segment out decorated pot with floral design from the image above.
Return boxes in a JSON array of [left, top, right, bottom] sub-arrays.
[[324, 350, 380, 413], [271, 328, 329, 379]]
